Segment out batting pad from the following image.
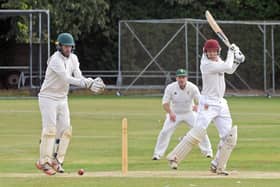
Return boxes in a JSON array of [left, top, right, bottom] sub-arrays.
[[40, 127, 56, 164], [56, 126, 72, 163], [166, 127, 206, 164], [217, 126, 238, 172]]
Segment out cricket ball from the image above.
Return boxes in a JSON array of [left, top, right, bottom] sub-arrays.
[[78, 168, 85, 175]]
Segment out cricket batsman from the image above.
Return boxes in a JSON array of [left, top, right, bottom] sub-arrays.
[[152, 69, 213, 160], [35, 33, 105, 175], [166, 39, 245, 175]]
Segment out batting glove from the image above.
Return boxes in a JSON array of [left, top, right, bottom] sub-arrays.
[[229, 43, 239, 53], [234, 49, 245, 64]]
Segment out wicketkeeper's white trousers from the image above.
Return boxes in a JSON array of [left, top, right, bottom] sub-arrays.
[[39, 97, 71, 138]]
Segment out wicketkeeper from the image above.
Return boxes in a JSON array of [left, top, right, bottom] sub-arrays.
[[166, 39, 245, 175], [152, 69, 213, 160], [35, 33, 105, 175]]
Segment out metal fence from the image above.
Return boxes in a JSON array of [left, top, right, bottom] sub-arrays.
[[0, 9, 50, 88], [118, 19, 280, 96], [3, 14, 280, 96]]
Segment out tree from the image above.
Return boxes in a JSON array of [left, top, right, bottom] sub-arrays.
[[1, 0, 109, 41]]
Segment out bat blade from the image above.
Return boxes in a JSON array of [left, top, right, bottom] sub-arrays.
[[205, 10, 231, 47]]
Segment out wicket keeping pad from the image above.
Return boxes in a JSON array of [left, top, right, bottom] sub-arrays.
[[40, 127, 56, 164], [55, 126, 72, 164]]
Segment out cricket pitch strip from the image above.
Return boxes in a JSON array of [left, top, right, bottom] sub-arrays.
[[1, 171, 280, 179]]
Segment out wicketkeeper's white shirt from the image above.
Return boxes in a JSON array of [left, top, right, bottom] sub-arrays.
[[200, 50, 238, 99], [162, 81, 200, 114], [39, 51, 84, 100]]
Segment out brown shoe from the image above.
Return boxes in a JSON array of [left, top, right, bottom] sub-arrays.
[[35, 161, 56, 176]]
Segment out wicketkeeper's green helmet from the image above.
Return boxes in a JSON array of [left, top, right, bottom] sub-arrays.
[[56, 33, 75, 46]]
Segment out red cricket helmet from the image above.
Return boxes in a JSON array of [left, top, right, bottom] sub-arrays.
[[203, 39, 221, 53]]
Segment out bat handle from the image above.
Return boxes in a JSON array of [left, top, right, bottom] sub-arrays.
[[224, 40, 231, 48], [217, 33, 231, 47]]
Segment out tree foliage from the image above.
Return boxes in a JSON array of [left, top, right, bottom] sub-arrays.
[[1, 0, 280, 72], [1, 0, 109, 40]]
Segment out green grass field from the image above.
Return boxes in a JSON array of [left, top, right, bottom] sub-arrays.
[[0, 96, 280, 187]]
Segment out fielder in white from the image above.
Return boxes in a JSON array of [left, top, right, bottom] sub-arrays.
[[152, 69, 213, 160], [35, 33, 105, 175], [166, 39, 245, 175]]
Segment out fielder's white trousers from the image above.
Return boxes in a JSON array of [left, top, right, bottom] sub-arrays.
[[153, 111, 213, 157], [196, 95, 233, 166], [39, 97, 71, 138]]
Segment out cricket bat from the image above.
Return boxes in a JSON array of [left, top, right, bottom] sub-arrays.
[[205, 10, 231, 47]]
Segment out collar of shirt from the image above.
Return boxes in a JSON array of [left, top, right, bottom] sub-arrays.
[[201, 54, 222, 64], [176, 81, 187, 90], [57, 51, 71, 61]]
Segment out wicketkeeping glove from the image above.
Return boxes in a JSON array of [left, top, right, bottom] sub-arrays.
[[80, 78, 94, 88], [89, 77, 105, 93]]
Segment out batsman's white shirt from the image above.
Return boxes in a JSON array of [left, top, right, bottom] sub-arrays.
[[162, 81, 200, 114], [200, 51, 238, 100], [39, 51, 84, 100]]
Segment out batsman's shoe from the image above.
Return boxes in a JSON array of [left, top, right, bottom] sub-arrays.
[[169, 160, 178, 170], [35, 161, 56, 175], [152, 155, 161, 160], [51, 160, 65, 173], [216, 169, 229, 176], [210, 163, 217, 173]]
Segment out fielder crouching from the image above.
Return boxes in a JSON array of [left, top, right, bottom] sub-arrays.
[[35, 33, 105, 175], [153, 69, 213, 161], [166, 39, 245, 175]]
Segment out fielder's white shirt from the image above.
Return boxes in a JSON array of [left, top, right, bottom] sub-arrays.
[[200, 50, 239, 99], [39, 51, 84, 100], [162, 81, 200, 114]]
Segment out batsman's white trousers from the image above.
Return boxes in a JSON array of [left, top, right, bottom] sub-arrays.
[[153, 111, 212, 157], [39, 97, 71, 138], [196, 95, 233, 166]]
